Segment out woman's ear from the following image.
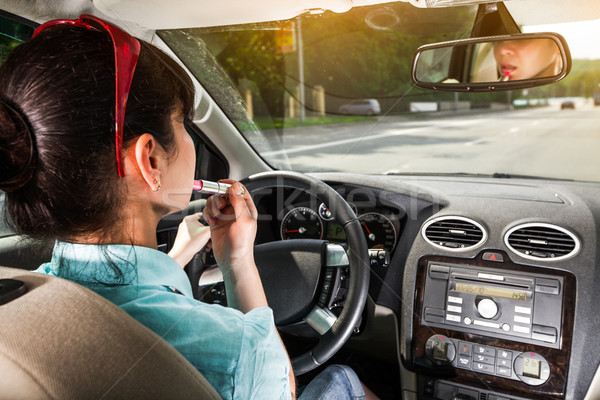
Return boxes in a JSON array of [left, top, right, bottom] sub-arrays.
[[126, 133, 164, 191]]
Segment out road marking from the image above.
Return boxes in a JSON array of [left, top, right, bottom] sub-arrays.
[[445, 119, 490, 126], [262, 117, 494, 157], [261, 127, 425, 156], [465, 138, 486, 146]]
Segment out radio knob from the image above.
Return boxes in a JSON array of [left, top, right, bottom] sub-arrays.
[[477, 298, 498, 319]]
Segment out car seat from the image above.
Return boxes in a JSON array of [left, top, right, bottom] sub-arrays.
[[0, 266, 221, 400]]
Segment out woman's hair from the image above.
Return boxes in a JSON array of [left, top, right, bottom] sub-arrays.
[[0, 24, 195, 241]]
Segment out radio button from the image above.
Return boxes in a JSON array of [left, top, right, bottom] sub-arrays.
[[502, 323, 511, 331], [458, 342, 472, 356], [535, 278, 560, 295], [496, 365, 512, 377], [446, 314, 461, 323], [514, 305, 532, 315], [424, 307, 445, 323], [464, 317, 473, 325], [497, 349, 513, 360], [531, 325, 557, 343], [456, 356, 472, 370], [447, 305, 462, 313], [429, 264, 450, 280], [473, 345, 495, 357], [514, 315, 531, 324], [448, 295, 463, 304], [477, 298, 499, 319], [473, 362, 495, 374], [513, 325, 530, 334], [497, 358, 511, 368], [473, 354, 495, 365]]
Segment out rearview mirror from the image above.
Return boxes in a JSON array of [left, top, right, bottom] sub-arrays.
[[412, 33, 571, 92]]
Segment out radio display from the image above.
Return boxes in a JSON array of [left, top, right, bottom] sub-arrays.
[[453, 282, 527, 301]]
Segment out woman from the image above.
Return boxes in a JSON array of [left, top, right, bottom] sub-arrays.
[[0, 15, 374, 400], [493, 38, 562, 81]]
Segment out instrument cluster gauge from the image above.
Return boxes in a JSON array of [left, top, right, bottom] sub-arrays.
[[358, 212, 398, 251], [280, 207, 323, 240], [318, 202, 358, 221], [318, 203, 334, 221]]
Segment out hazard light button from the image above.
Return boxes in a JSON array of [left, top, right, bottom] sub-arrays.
[[482, 252, 504, 262]]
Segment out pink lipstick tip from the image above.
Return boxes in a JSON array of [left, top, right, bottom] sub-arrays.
[[193, 180, 203, 191]]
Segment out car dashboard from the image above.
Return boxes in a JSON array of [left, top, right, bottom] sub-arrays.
[[243, 172, 600, 400], [252, 183, 406, 268]]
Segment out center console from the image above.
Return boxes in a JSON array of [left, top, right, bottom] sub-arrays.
[[410, 251, 575, 400]]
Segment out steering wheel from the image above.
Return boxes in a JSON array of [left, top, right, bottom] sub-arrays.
[[241, 171, 370, 375]]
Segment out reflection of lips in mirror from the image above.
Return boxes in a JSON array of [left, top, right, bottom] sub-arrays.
[[413, 33, 568, 87], [501, 64, 516, 78]]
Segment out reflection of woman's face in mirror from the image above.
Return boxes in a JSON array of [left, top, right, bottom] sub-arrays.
[[493, 38, 561, 80]]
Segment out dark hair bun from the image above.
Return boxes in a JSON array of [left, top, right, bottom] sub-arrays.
[[0, 100, 36, 192]]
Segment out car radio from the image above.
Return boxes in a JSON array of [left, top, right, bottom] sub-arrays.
[[421, 262, 563, 348], [411, 252, 576, 399]]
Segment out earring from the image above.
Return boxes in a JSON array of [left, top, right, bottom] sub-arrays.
[[152, 178, 161, 192]]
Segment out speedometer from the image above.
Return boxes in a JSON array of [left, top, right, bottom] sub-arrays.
[[358, 212, 397, 251], [280, 207, 323, 240]]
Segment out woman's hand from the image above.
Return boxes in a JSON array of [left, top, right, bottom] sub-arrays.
[[203, 181, 257, 274], [204, 181, 296, 393], [168, 212, 211, 268], [203, 180, 267, 312]]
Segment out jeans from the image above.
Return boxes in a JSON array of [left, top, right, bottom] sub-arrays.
[[298, 365, 366, 400]]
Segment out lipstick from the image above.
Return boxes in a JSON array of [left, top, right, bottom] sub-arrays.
[[499, 71, 511, 82], [193, 179, 231, 195]]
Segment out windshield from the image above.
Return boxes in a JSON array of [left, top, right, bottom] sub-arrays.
[[158, 3, 600, 182]]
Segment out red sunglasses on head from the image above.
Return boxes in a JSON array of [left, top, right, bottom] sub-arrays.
[[33, 14, 141, 177]]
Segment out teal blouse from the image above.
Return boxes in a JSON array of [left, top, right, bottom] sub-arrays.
[[37, 241, 291, 400]]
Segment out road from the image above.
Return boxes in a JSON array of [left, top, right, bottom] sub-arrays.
[[260, 101, 600, 182]]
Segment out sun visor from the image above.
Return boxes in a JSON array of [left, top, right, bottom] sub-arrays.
[[405, 0, 509, 8], [94, 0, 354, 29], [505, 0, 600, 25]]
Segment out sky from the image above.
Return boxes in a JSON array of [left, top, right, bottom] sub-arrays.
[[523, 19, 600, 60]]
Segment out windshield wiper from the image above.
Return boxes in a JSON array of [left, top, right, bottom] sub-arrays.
[[491, 173, 573, 181], [384, 171, 573, 182]]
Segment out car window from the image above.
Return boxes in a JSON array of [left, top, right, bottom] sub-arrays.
[[0, 194, 13, 237], [0, 12, 34, 63], [0, 13, 35, 237], [160, 3, 599, 183]]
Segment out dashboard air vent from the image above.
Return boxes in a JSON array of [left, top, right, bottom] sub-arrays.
[[422, 216, 486, 251], [505, 223, 580, 261]]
